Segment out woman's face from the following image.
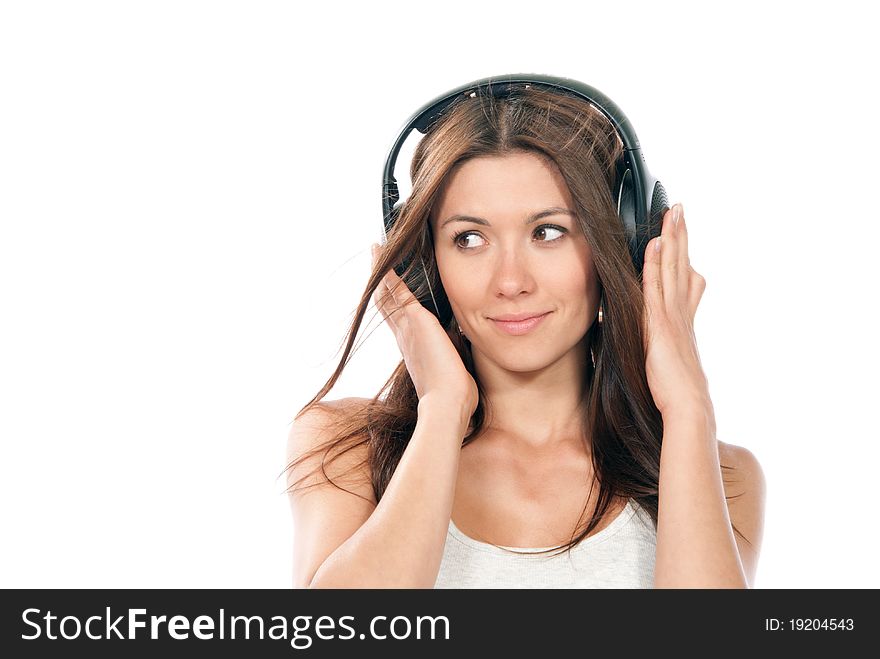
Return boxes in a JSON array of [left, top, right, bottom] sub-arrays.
[[431, 151, 601, 372]]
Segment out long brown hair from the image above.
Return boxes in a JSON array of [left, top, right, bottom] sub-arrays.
[[283, 84, 747, 557]]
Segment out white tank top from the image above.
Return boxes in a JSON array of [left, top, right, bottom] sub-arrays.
[[434, 498, 656, 588]]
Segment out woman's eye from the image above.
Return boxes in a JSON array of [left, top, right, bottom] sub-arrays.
[[535, 225, 565, 242], [453, 224, 567, 249], [453, 232, 484, 249]]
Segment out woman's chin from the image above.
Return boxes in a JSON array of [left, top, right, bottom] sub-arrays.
[[478, 351, 559, 374]]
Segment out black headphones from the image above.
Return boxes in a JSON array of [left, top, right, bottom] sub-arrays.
[[380, 72, 669, 327]]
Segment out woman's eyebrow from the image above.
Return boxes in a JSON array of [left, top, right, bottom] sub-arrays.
[[438, 207, 575, 230]]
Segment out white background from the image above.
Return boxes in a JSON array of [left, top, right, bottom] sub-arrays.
[[1, 1, 877, 589]]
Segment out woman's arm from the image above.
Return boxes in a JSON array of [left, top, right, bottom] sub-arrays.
[[304, 395, 469, 588], [653, 403, 765, 588], [641, 205, 766, 587]]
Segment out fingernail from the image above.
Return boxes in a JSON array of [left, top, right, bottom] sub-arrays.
[[655, 236, 662, 252], [672, 204, 681, 225]]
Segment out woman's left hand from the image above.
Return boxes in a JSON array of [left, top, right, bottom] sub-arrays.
[[641, 203, 712, 418]]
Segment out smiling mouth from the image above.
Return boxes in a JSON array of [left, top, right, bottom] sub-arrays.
[[490, 312, 551, 336]]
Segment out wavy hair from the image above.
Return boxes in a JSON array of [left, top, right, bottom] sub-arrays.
[[283, 84, 747, 557]]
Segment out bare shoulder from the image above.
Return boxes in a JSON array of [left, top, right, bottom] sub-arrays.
[[286, 397, 376, 588], [286, 396, 376, 502], [718, 440, 767, 499], [718, 439, 767, 587]]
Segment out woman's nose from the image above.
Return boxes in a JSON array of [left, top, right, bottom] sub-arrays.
[[490, 250, 536, 297]]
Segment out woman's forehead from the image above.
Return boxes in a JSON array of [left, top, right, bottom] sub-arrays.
[[433, 154, 572, 224]]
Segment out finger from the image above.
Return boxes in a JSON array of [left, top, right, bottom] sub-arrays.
[[642, 222, 664, 313], [371, 244, 399, 332], [676, 203, 691, 295], [373, 246, 422, 329], [641, 234, 661, 355], [382, 260, 421, 312], [371, 250, 389, 322], [660, 205, 679, 313], [375, 255, 423, 330]]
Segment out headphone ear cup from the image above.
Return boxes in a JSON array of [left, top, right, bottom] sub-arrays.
[[614, 161, 638, 272], [385, 214, 452, 326], [420, 229, 453, 327], [613, 157, 670, 276], [648, 179, 669, 239], [387, 205, 409, 280], [639, 179, 669, 276]]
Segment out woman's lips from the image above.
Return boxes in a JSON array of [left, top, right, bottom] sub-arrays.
[[490, 312, 551, 336]]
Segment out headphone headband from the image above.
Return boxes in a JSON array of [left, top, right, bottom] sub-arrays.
[[383, 73, 640, 187]]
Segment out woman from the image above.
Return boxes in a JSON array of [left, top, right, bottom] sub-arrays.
[[284, 81, 765, 588]]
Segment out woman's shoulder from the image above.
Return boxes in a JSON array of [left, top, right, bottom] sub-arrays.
[[331, 396, 375, 414], [287, 397, 376, 500], [295, 396, 375, 430], [717, 439, 765, 482], [717, 439, 766, 510], [717, 438, 766, 586]]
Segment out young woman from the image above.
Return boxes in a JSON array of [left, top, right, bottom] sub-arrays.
[[284, 82, 765, 588]]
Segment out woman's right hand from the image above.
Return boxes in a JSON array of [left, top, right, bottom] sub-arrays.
[[371, 243, 479, 421]]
